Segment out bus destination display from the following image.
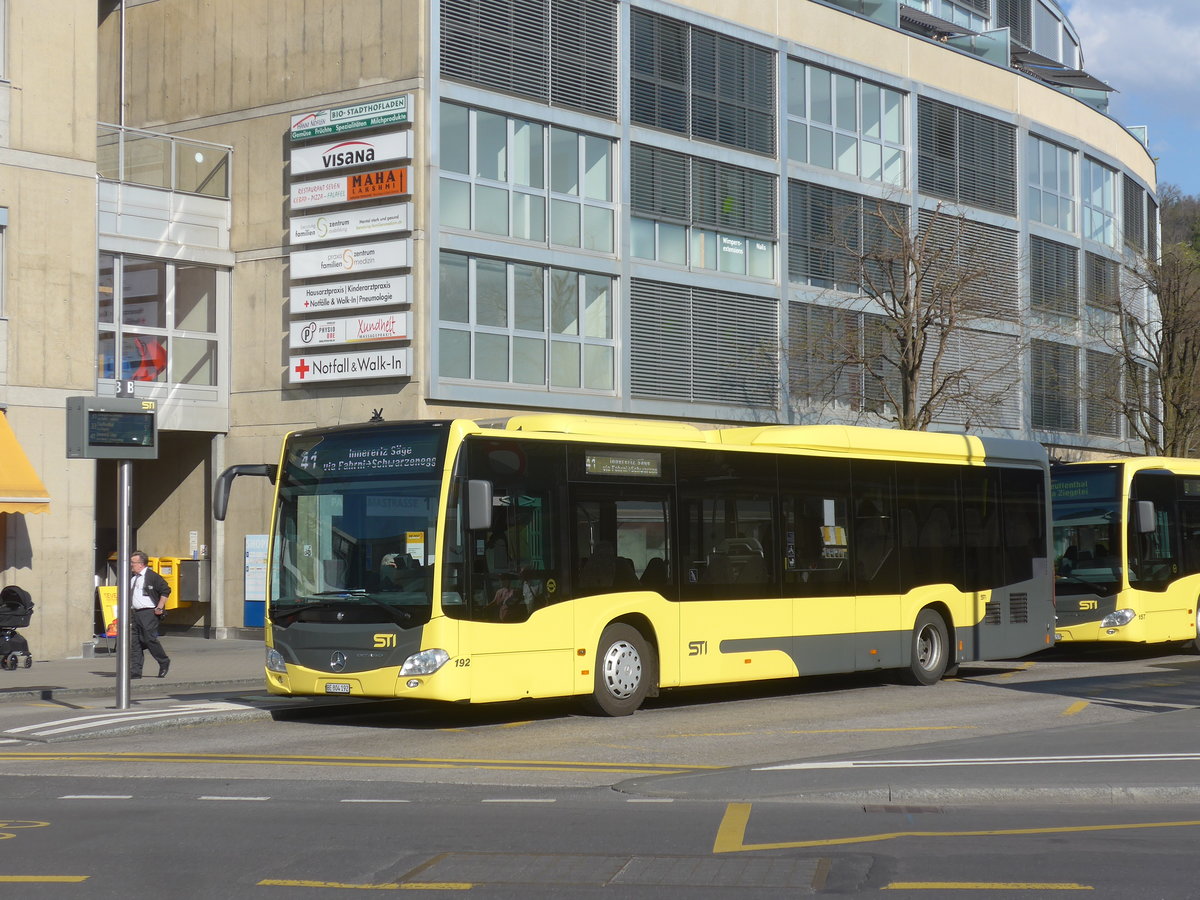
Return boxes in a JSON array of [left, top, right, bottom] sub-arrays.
[[88, 410, 155, 447], [585, 450, 662, 478]]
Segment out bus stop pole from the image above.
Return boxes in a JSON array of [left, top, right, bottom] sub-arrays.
[[116, 459, 132, 710]]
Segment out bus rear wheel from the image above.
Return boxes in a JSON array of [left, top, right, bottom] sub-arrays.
[[901, 609, 949, 686], [584, 624, 654, 716]]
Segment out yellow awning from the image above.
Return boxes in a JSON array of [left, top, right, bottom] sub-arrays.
[[0, 411, 50, 514]]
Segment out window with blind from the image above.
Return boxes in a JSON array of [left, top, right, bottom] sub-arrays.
[[788, 181, 906, 292], [786, 59, 907, 188], [630, 144, 777, 278], [1027, 135, 1075, 232], [631, 9, 776, 156], [996, 0, 1032, 48], [917, 98, 1017, 215], [440, 103, 615, 253], [1086, 349, 1121, 438], [630, 279, 778, 407], [1085, 251, 1119, 311], [1031, 339, 1079, 432], [441, 0, 618, 118], [1123, 174, 1146, 254], [438, 252, 616, 392], [917, 209, 1020, 320], [1030, 236, 1078, 318], [1147, 195, 1159, 261]]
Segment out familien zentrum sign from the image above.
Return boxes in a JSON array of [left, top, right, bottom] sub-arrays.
[[290, 166, 410, 210], [290, 131, 412, 176], [290, 203, 410, 245], [290, 94, 412, 141], [289, 239, 410, 280]]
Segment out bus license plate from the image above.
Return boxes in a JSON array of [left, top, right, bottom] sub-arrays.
[[324, 683, 351, 694]]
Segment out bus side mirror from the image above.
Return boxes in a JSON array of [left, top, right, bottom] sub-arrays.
[[466, 479, 494, 531], [214, 464, 278, 521], [1135, 500, 1156, 534]]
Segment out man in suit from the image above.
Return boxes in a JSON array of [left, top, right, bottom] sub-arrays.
[[128, 550, 171, 678]]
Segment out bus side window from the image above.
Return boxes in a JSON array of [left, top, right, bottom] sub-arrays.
[[850, 461, 899, 595]]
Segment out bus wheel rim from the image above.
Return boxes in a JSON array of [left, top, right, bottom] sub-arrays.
[[916, 625, 940, 670], [602, 640, 641, 699]]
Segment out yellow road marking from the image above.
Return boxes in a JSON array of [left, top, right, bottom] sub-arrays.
[[673, 726, 974, 738], [260, 879, 471, 891], [1062, 701, 1089, 716], [997, 661, 1036, 680], [0, 751, 714, 776], [884, 882, 1090, 891], [0, 876, 89, 883], [712, 802, 1200, 853]]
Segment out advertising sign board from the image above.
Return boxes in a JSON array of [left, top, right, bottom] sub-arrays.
[[289, 348, 413, 384]]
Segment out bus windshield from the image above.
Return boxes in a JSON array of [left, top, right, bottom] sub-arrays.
[[270, 424, 450, 627], [1051, 465, 1122, 597]]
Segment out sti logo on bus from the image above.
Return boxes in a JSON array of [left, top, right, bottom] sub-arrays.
[[688, 640, 708, 656], [373, 633, 397, 648], [1078, 600, 1099, 610]]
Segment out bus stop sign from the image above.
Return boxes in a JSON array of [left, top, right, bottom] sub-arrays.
[[66, 395, 158, 460]]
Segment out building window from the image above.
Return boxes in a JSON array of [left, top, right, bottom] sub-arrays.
[[1031, 339, 1078, 432], [788, 301, 900, 416], [1081, 157, 1117, 247], [1085, 251, 1119, 311], [917, 209, 1020, 321], [788, 181, 906, 292], [1029, 236, 1078, 318], [1086, 349, 1121, 438], [440, 0, 618, 118], [1027, 135, 1075, 232], [630, 144, 776, 278], [996, 0, 1032, 48], [630, 279, 778, 407], [438, 252, 615, 392], [1123, 174, 1146, 254], [631, 9, 775, 156], [96, 253, 221, 387], [786, 60, 906, 187], [440, 103, 614, 253], [917, 98, 1017, 215]]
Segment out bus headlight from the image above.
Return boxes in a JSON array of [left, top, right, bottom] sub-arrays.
[[1100, 609, 1135, 628], [400, 648, 450, 676], [265, 647, 287, 673]]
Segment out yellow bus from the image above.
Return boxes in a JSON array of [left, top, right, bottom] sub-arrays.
[[1051, 458, 1200, 648], [216, 415, 1054, 715]]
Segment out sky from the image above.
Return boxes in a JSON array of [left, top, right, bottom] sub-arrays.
[[1061, 0, 1200, 196]]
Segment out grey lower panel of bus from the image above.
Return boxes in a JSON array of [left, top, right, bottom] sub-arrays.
[[272, 623, 426, 674], [720, 591, 1051, 677]]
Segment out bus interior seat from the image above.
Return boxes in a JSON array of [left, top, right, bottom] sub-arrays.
[[640, 556, 669, 588], [736, 555, 768, 583]]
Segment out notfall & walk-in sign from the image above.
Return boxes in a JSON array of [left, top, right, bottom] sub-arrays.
[[288, 347, 413, 384]]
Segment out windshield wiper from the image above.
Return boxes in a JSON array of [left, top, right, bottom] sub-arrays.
[[1057, 571, 1114, 596], [302, 590, 413, 625]]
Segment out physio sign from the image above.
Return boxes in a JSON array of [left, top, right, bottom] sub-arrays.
[[289, 312, 411, 349], [290, 94, 412, 141]]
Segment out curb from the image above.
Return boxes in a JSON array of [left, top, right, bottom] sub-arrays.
[[0, 679, 266, 705]]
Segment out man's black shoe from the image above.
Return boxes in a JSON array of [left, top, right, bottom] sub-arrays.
[[157, 660, 170, 678], [130, 673, 142, 679]]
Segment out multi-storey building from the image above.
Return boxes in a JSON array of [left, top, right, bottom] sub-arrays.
[[0, 0, 1158, 657]]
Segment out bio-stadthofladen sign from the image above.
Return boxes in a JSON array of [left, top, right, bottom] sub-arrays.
[[290, 274, 410, 314], [289, 348, 413, 384], [290, 131, 412, 176], [289, 311, 411, 349], [290, 203, 410, 245], [290, 239, 410, 280], [290, 94, 412, 141], [290, 166, 409, 210]]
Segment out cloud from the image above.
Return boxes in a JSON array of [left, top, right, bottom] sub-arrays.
[[1064, 1, 1200, 95]]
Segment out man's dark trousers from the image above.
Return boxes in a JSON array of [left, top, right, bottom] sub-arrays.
[[130, 608, 169, 676]]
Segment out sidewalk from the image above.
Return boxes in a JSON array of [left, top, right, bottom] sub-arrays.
[[0, 634, 266, 704]]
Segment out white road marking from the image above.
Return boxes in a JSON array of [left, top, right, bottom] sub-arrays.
[[198, 796, 271, 801], [58, 795, 133, 800], [339, 799, 411, 803], [759, 752, 1200, 771], [4, 702, 247, 737], [480, 798, 556, 803]]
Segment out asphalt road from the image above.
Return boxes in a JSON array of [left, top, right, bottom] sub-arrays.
[[3, 645, 1200, 896]]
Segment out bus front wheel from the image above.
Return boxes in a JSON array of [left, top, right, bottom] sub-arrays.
[[901, 609, 949, 686], [584, 624, 654, 716]]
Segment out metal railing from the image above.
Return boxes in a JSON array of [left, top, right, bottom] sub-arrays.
[[97, 123, 232, 199]]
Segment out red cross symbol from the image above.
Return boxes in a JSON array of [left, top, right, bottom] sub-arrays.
[[293, 358, 310, 380]]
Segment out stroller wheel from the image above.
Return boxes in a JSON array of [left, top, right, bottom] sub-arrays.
[[1, 653, 15, 671], [22, 655, 31, 668]]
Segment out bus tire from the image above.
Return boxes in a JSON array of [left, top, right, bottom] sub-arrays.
[[901, 609, 949, 686], [584, 624, 653, 717]]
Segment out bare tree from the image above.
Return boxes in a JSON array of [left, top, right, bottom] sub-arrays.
[[1103, 184, 1200, 456], [791, 198, 1023, 431]]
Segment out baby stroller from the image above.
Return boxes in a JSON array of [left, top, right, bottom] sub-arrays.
[[0, 585, 33, 670]]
